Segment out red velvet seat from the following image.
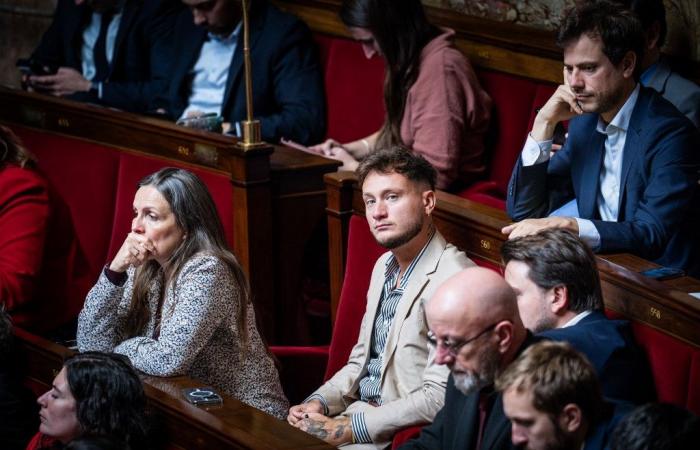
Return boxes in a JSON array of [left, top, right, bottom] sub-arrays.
[[606, 310, 700, 415], [458, 71, 556, 209], [271, 215, 385, 404], [314, 34, 385, 142]]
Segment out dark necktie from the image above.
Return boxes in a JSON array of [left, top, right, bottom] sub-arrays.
[[93, 13, 113, 82], [475, 388, 492, 449]]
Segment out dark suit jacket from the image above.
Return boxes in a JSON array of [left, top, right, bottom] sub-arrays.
[[153, 0, 325, 144], [30, 0, 175, 112], [540, 311, 655, 405], [645, 58, 700, 128], [583, 400, 634, 450], [399, 334, 537, 450], [506, 87, 700, 276]]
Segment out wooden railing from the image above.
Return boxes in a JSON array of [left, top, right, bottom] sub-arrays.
[[273, 0, 700, 85], [324, 171, 700, 347], [14, 328, 334, 450], [0, 87, 340, 343]]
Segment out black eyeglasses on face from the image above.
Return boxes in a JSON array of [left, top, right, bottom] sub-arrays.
[[427, 321, 501, 357]]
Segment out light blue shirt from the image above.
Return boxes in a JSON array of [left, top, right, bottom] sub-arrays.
[[522, 84, 641, 250], [81, 12, 122, 97], [181, 23, 242, 120]]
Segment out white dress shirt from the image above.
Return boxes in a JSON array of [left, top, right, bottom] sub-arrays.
[[81, 12, 122, 97], [181, 23, 242, 120], [521, 84, 641, 250]]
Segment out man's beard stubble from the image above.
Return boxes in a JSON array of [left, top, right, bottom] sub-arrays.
[[375, 216, 424, 250], [452, 344, 501, 396]]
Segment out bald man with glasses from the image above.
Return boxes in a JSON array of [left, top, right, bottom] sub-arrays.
[[400, 267, 536, 450]]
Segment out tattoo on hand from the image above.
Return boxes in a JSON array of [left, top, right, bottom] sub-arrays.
[[334, 423, 347, 439], [303, 419, 329, 439]]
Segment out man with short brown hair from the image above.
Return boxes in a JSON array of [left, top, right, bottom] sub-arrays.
[[497, 341, 624, 450]]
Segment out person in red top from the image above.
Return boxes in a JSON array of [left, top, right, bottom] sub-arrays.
[[0, 125, 84, 335]]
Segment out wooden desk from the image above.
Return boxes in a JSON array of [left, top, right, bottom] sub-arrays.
[[324, 171, 700, 347], [15, 328, 334, 450], [0, 87, 340, 343]]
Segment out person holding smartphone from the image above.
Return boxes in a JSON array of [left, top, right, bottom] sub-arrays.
[[309, 0, 491, 191], [21, 0, 177, 113]]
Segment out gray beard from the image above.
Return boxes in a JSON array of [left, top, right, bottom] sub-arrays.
[[452, 348, 500, 396]]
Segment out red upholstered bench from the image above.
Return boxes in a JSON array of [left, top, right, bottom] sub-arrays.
[[11, 126, 235, 328], [606, 310, 700, 415], [314, 33, 385, 142], [457, 71, 557, 210]]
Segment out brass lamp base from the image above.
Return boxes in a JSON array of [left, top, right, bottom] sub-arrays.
[[237, 119, 267, 150]]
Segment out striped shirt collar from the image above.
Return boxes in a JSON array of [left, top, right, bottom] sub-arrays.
[[383, 226, 436, 290]]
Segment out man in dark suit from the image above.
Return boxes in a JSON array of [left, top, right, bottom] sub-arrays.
[[501, 228, 655, 405], [24, 0, 174, 112], [153, 0, 325, 144], [400, 267, 534, 450], [497, 341, 630, 450], [502, 0, 700, 277], [617, 0, 700, 127]]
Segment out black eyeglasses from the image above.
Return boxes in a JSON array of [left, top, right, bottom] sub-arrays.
[[427, 322, 501, 357]]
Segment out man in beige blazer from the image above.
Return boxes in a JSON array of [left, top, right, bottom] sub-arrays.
[[288, 147, 474, 449]]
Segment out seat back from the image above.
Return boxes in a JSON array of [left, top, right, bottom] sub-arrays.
[[606, 310, 700, 414], [314, 34, 385, 143], [324, 214, 385, 380], [458, 70, 556, 208]]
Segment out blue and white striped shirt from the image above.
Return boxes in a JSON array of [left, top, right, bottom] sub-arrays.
[[351, 227, 436, 443]]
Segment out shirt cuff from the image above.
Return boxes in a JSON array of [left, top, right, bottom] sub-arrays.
[[521, 133, 552, 166], [103, 265, 127, 286], [575, 218, 601, 251], [351, 412, 372, 444], [303, 394, 329, 416]]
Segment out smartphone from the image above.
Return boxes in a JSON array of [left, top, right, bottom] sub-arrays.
[[182, 387, 223, 406], [639, 266, 685, 281], [16, 58, 58, 76]]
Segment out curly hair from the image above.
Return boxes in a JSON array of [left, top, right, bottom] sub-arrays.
[[64, 352, 148, 448], [0, 125, 36, 168], [356, 145, 437, 190]]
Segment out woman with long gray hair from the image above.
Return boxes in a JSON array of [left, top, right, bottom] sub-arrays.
[[77, 168, 288, 419]]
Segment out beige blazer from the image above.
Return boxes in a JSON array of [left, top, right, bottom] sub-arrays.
[[313, 231, 474, 446]]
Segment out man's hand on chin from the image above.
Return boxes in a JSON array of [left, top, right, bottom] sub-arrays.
[[502, 217, 579, 239], [294, 413, 353, 446]]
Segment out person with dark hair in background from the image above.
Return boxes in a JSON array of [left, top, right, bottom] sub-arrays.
[[504, 0, 699, 277], [310, 0, 491, 190], [289, 147, 473, 448], [615, 0, 700, 127], [23, 0, 178, 113], [610, 402, 700, 450], [501, 229, 655, 405], [152, 0, 325, 144], [0, 125, 84, 335], [497, 341, 629, 450], [0, 307, 38, 450], [77, 168, 288, 419], [25, 352, 147, 450]]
